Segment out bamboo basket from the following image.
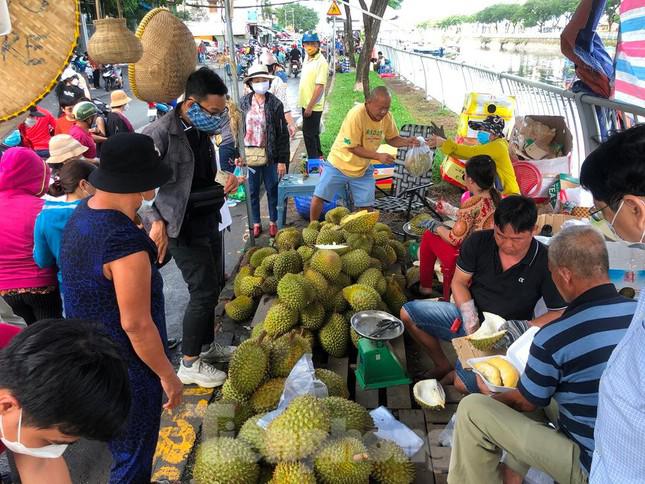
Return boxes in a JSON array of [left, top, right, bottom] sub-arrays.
[[128, 8, 196, 103], [88, 17, 143, 64]]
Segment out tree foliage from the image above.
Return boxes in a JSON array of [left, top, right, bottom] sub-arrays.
[[274, 4, 319, 32]]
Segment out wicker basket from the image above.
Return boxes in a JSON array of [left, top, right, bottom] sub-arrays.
[[88, 18, 143, 64], [128, 8, 196, 103]]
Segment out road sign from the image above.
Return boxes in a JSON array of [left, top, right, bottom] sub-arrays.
[[327, 0, 342, 16]]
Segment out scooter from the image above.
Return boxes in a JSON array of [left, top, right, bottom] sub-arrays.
[[290, 59, 301, 78], [146, 102, 171, 122], [102, 64, 122, 91]]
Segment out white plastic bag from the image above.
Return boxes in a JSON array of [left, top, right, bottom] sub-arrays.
[[369, 406, 424, 458], [404, 137, 433, 177], [258, 353, 328, 428]]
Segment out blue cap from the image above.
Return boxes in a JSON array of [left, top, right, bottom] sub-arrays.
[[302, 32, 320, 43]]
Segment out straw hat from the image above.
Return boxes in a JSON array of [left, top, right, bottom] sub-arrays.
[[110, 90, 132, 108], [47, 134, 88, 164], [244, 64, 275, 84]]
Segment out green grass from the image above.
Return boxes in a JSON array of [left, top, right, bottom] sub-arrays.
[[320, 72, 417, 156]]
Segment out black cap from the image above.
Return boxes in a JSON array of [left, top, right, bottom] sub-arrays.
[[468, 115, 505, 138], [28, 106, 45, 117], [89, 133, 172, 194]]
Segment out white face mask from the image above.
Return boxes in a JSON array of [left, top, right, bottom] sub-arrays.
[[0, 410, 68, 459], [24, 117, 37, 128], [252, 81, 270, 95], [140, 191, 156, 210], [609, 200, 645, 246], [70, 78, 80, 86]]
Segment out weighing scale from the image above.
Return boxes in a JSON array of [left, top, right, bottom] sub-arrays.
[[351, 310, 412, 390]]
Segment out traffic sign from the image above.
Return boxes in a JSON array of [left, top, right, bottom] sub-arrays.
[[327, 0, 342, 16]]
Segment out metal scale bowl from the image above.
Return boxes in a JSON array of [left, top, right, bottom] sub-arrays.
[[351, 310, 412, 390]]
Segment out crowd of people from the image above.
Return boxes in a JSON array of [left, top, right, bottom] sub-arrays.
[[0, 23, 643, 484]]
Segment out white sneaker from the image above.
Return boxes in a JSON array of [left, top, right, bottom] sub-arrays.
[[200, 342, 237, 363], [177, 358, 227, 388]]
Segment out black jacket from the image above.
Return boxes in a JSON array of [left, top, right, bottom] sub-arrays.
[[240, 91, 290, 165]]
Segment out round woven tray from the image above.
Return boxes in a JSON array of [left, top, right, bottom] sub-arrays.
[[0, 0, 79, 122]]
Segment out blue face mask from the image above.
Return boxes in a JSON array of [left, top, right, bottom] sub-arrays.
[[477, 131, 491, 144], [186, 102, 225, 134]]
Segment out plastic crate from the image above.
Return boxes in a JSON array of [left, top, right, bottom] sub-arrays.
[[307, 158, 323, 174], [294, 195, 340, 221]]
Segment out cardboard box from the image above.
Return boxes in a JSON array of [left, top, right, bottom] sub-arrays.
[[536, 214, 583, 234], [452, 336, 504, 369]]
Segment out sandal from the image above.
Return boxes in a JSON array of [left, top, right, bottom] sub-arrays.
[[269, 223, 278, 237], [253, 224, 262, 238]]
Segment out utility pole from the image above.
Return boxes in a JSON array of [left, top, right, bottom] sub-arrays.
[[224, 0, 256, 245]]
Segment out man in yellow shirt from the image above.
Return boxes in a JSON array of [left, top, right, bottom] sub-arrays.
[[310, 86, 419, 221], [298, 32, 328, 159], [429, 115, 521, 196]]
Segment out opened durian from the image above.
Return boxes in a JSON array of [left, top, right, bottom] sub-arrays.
[[412, 379, 445, 410], [466, 312, 507, 350], [486, 356, 519, 388], [472, 361, 502, 386]]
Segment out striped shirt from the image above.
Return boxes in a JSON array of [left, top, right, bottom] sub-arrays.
[[518, 284, 636, 474], [590, 290, 645, 483]]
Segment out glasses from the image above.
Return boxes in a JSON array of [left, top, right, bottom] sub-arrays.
[[192, 99, 228, 118], [589, 205, 608, 222]]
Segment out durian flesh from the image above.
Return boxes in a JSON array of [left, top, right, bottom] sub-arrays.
[[466, 312, 507, 350]]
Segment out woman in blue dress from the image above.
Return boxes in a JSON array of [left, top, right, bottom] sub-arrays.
[[59, 133, 182, 483]]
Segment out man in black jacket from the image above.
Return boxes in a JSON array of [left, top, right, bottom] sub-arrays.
[[142, 68, 239, 388]]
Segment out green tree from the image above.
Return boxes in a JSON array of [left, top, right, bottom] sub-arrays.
[[430, 15, 471, 30], [274, 4, 319, 32], [605, 0, 620, 32], [520, 0, 559, 32]]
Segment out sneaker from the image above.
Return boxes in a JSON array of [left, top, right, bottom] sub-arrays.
[[177, 358, 227, 388], [200, 342, 237, 363]]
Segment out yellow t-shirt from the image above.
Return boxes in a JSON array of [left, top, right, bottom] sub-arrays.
[[298, 53, 329, 112], [441, 137, 520, 196], [328, 104, 399, 178]]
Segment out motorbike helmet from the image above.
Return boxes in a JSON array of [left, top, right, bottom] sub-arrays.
[[302, 32, 320, 43], [72, 101, 98, 121]]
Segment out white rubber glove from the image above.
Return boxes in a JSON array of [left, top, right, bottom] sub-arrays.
[[459, 299, 480, 335]]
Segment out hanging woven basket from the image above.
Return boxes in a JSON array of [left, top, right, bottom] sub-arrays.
[[128, 8, 196, 103], [88, 17, 143, 64]]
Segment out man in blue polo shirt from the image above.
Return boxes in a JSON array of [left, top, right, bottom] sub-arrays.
[[447, 226, 637, 484]]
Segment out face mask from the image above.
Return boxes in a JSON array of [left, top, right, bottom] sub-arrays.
[[140, 192, 156, 210], [477, 131, 491, 144], [24, 117, 37, 128], [608, 200, 645, 246], [70, 78, 80, 86], [186, 102, 224, 134], [305, 46, 318, 57], [252, 81, 270, 95], [0, 410, 68, 459], [122, 104, 129, 112]]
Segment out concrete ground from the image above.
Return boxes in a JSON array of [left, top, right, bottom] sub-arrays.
[[1, 65, 305, 483]]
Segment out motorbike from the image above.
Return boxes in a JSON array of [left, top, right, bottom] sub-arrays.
[[102, 64, 122, 91], [290, 59, 301, 78], [146, 102, 171, 122], [237, 54, 253, 80]]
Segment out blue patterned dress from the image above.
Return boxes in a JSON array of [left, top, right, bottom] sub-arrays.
[[60, 199, 167, 484]]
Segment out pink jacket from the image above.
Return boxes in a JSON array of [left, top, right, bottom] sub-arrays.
[[0, 148, 56, 291]]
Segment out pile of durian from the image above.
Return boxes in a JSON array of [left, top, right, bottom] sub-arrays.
[[195, 332, 415, 483], [225, 208, 415, 359]]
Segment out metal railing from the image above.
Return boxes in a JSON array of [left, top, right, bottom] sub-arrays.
[[377, 44, 645, 175]]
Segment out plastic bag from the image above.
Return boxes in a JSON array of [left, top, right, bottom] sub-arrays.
[[258, 353, 328, 428], [439, 414, 456, 447], [228, 166, 246, 201], [369, 406, 424, 458], [404, 137, 433, 177]]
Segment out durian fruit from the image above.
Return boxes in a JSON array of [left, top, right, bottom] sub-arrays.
[[343, 284, 382, 312], [300, 301, 326, 330], [251, 322, 265, 339], [277, 273, 314, 311], [346, 232, 375, 253], [340, 210, 380, 233], [254, 264, 272, 279], [234, 265, 253, 297], [264, 394, 331, 461], [238, 413, 268, 455], [303, 268, 329, 295], [372, 230, 391, 246], [193, 437, 260, 484], [308, 220, 322, 231], [315, 368, 350, 399], [250, 378, 286, 413], [261, 276, 278, 295], [302, 227, 320, 246], [368, 257, 383, 270], [221, 378, 249, 405], [297, 245, 315, 263], [251, 247, 278, 268], [316, 227, 345, 245], [383, 277, 407, 316], [341, 249, 372, 278], [240, 275, 264, 298], [350, 327, 362, 349], [357, 268, 387, 295], [263, 302, 299, 337], [228, 338, 269, 395], [314, 437, 372, 484], [486, 357, 519, 388], [372, 244, 397, 267], [373, 222, 393, 239], [405, 266, 420, 288], [387, 239, 407, 263], [472, 362, 502, 386], [412, 379, 445, 410], [270, 333, 312, 378], [274, 250, 303, 280], [369, 439, 415, 484], [323, 396, 374, 434], [408, 213, 433, 236], [275, 228, 303, 251], [319, 313, 350, 358], [261, 253, 279, 270], [310, 249, 342, 282], [270, 461, 316, 484], [466, 312, 507, 350], [325, 206, 351, 224], [331, 288, 348, 312], [299, 328, 316, 349], [202, 399, 253, 439], [225, 295, 255, 322]]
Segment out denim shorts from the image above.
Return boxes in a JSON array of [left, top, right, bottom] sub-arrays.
[[404, 299, 479, 393], [314, 160, 375, 207]]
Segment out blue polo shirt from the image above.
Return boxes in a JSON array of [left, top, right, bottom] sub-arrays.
[[518, 284, 636, 473]]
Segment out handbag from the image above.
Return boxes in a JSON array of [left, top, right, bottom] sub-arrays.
[[245, 146, 267, 167]]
